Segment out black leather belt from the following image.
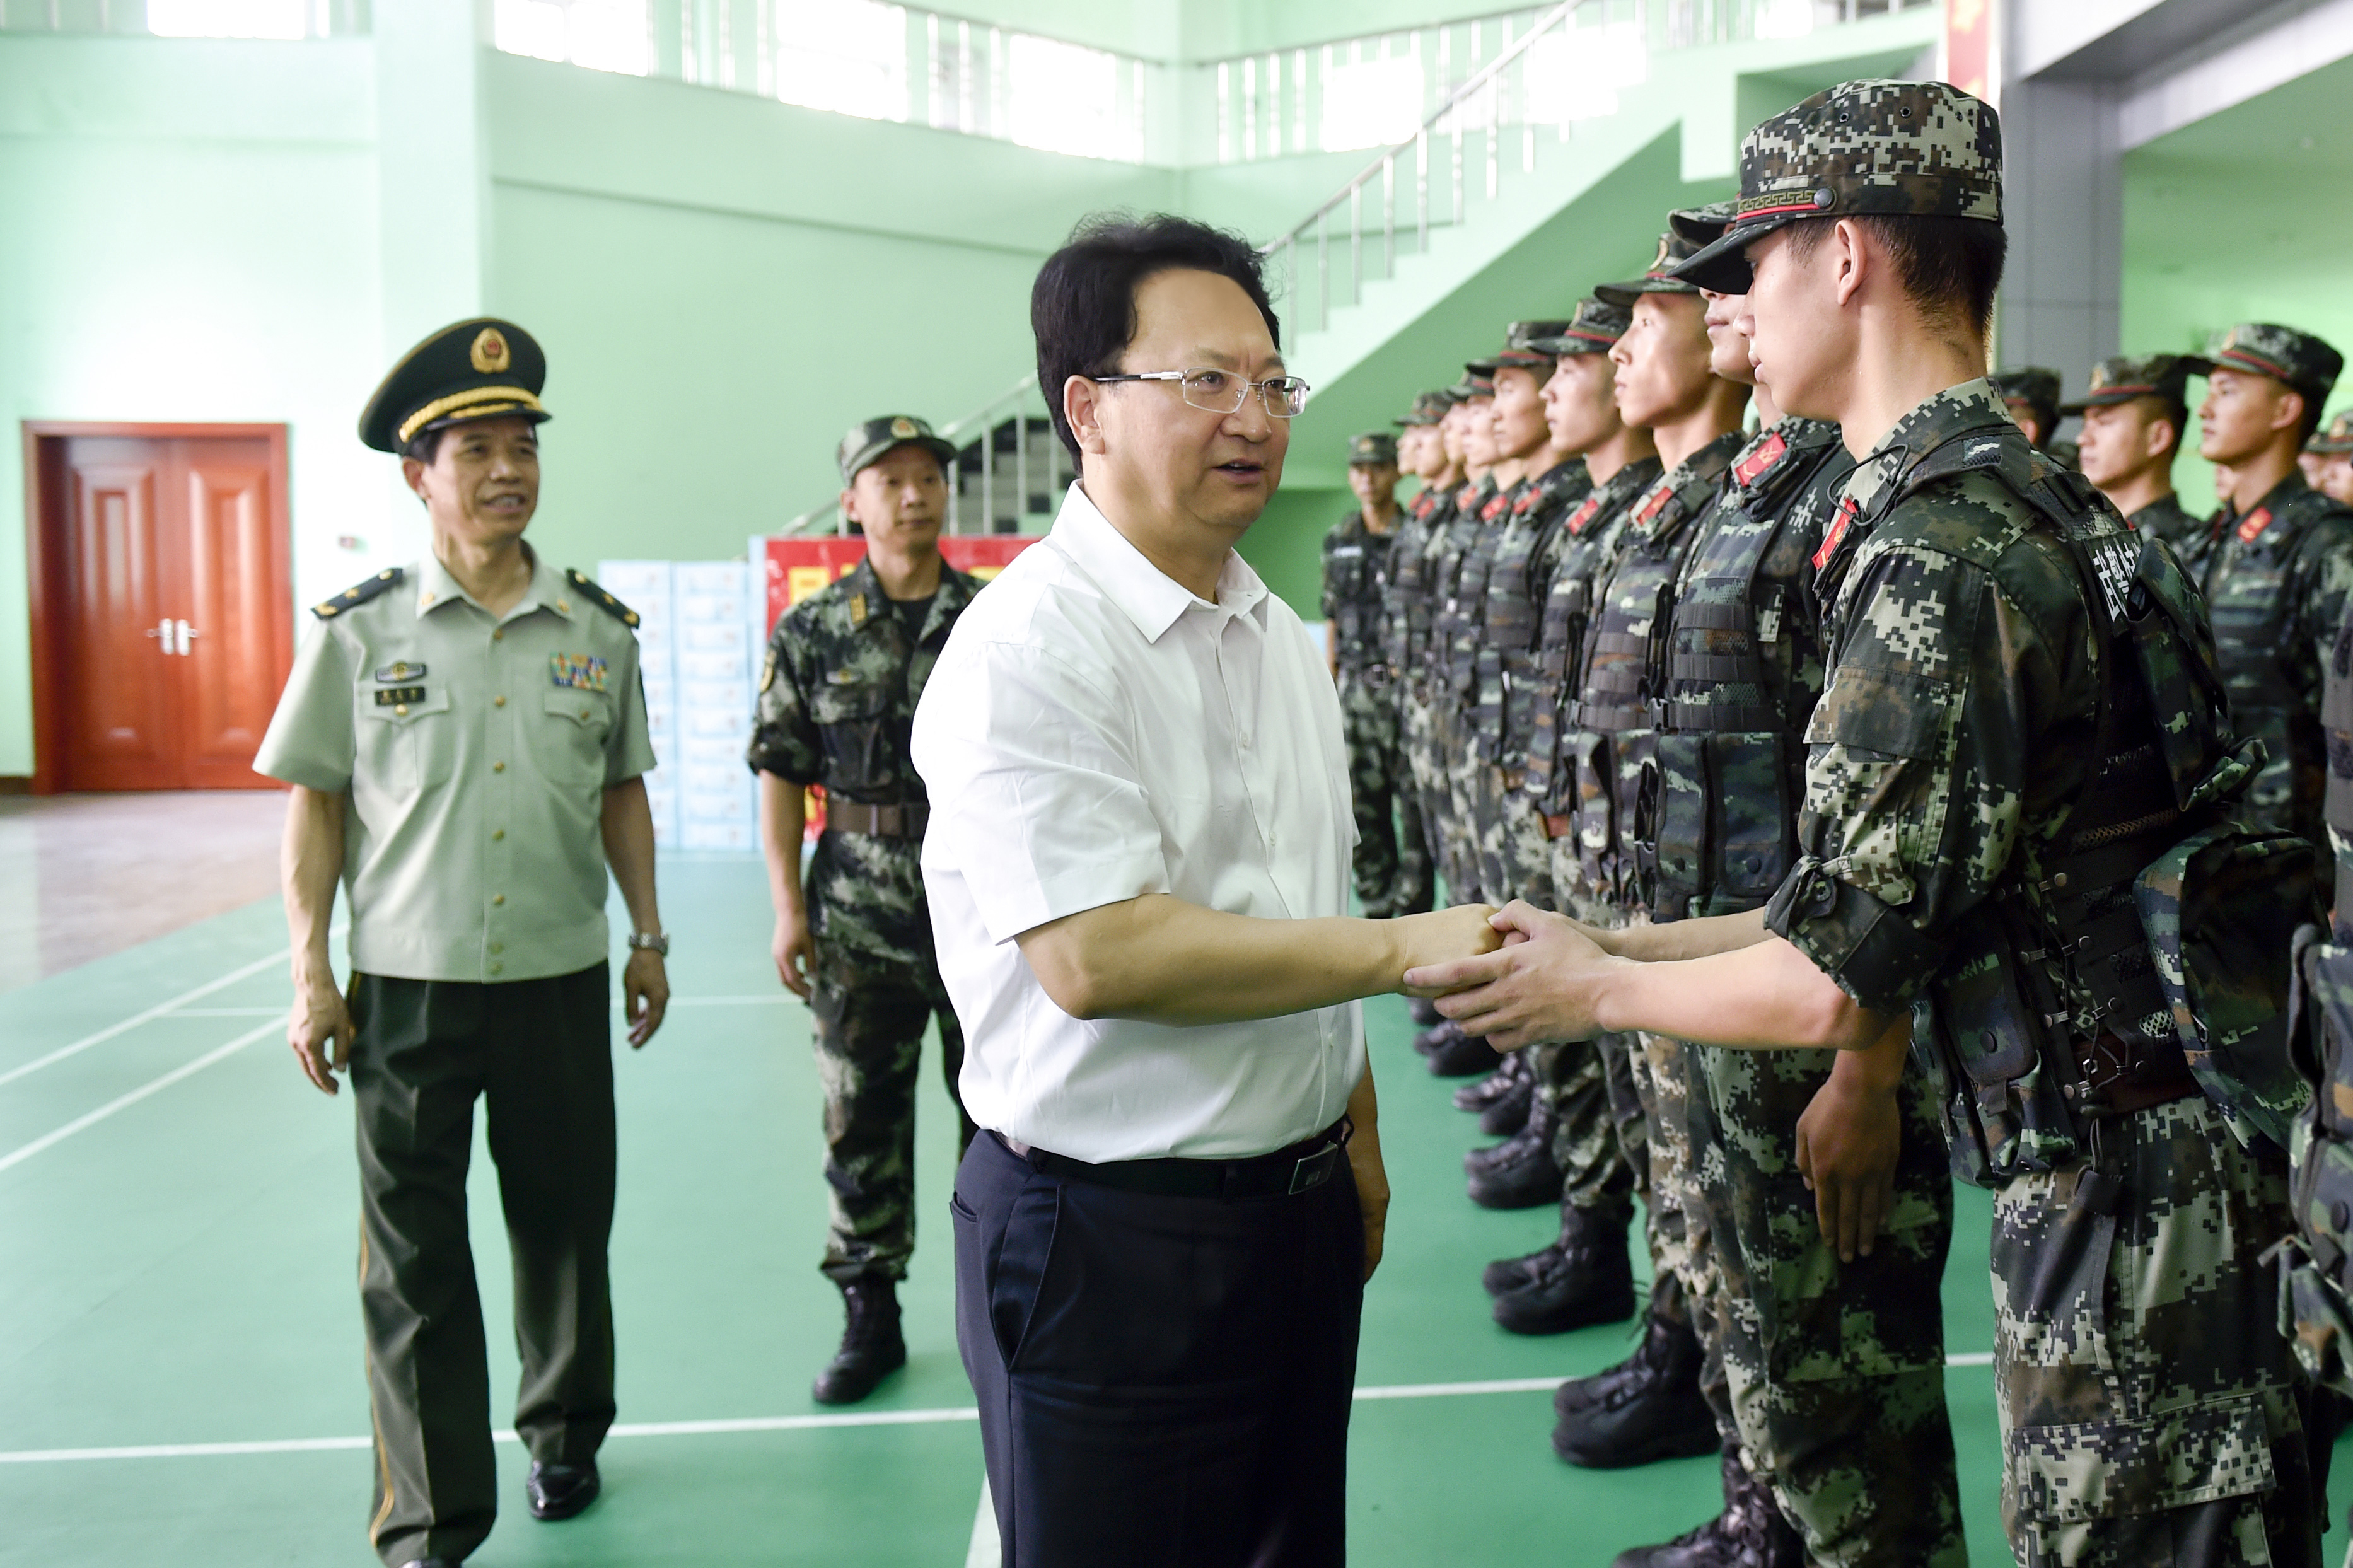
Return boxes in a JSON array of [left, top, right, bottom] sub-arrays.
[[827, 800, 928, 837], [995, 1120, 1351, 1201]]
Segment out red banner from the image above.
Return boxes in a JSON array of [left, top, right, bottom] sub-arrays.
[[1943, 0, 1996, 107], [755, 534, 1039, 638]]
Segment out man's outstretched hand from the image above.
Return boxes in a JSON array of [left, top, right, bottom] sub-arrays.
[[1402, 900, 1624, 1050], [1388, 903, 1506, 987]]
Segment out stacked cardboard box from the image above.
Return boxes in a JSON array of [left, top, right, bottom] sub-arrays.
[[595, 560, 677, 848], [671, 561, 759, 851]]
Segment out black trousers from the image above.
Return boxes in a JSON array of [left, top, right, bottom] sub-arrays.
[[349, 964, 617, 1568], [953, 1130, 1366, 1568]]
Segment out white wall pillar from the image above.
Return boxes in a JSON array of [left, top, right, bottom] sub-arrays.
[[1994, 71, 2122, 386], [373, 0, 492, 357]]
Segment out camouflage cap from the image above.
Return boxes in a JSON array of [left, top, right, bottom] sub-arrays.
[[1452, 368, 1497, 399], [1349, 431, 1400, 465], [1488, 318, 1579, 371], [1394, 390, 1454, 427], [1595, 228, 1709, 306], [2310, 409, 2353, 456], [2204, 322, 2344, 410], [2059, 354, 2207, 416], [1526, 298, 1633, 357], [1665, 200, 1738, 255], [1671, 79, 2002, 294], [837, 414, 958, 485], [1990, 368, 2062, 429]]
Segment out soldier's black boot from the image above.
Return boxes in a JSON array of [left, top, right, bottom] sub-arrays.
[[1608, 1448, 1804, 1567], [1426, 1025, 1505, 1077], [1453, 1049, 1528, 1113], [1410, 996, 1443, 1028], [812, 1276, 906, 1405], [1464, 1093, 1563, 1209], [1414, 1018, 1461, 1057], [1550, 1304, 1716, 1467], [1491, 1205, 1635, 1334]]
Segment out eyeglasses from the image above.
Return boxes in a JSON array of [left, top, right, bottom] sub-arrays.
[[1088, 368, 1311, 419]]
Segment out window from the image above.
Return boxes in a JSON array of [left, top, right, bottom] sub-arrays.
[[492, 0, 648, 76], [1521, 23, 1646, 125], [1006, 33, 1129, 160], [776, 0, 909, 123], [1319, 52, 1424, 153], [146, 0, 309, 39], [1753, 0, 1817, 40]]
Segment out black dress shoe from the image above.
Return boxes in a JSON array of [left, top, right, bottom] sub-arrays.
[[398, 1559, 465, 1567], [525, 1460, 600, 1521], [1492, 1209, 1634, 1335], [813, 1275, 907, 1405], [1552, 1306, 1717, 1468], [1610, 1449, 1804, 1567]]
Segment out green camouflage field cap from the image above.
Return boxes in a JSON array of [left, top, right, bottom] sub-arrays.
[[1349, 431, 1400, 465], [1484, 318, 1579, 373], [837, 414, 958, 485], [1596, 228, 1709, 306], [1526, 298, 1633, 357], [1671, 79, 2002, 294], [1395, 390, 1454, 427], [2204, 323, 2344, 410], [2060, 354, 2207, 417], [1452, 368, 1497, 399], [1665, 200, 1739, 255], [2310, 410, 2353, 456], [1991, 368, 2062, 431]]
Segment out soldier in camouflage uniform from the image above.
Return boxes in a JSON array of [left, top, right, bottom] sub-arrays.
[[2068, 354, 2206, 559], [750, 415, 979, 1407], [2194, 324, 2353, 861], [1417, 79, 2321, 1568], [1393, 390, 1467, 953], [2311, 410, 2353, 506], [1993, 366, 2063, 450], [1322, 430, 1432, 919]]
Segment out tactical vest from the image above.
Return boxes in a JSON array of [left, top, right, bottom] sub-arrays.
[[1424, 482, 1490, 712], [808, 587, 962, 804], [1474, 462, 1593, 767], [1523, 457, 1663, 818], [1640, 421, 1852, 920], [1390, 489, 1448, 676], [1821, 434, 2315, 1188], [1323, 516, 1393, 670], [1446, 482, 1519, 713], [1565, 434, 1741, 907]]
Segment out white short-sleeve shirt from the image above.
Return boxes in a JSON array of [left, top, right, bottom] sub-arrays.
[[912, 482, 1364, 1162]]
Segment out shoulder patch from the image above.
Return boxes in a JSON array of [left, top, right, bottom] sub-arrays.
[[313, 566, 404, 619], [564, 568, 641, 629]]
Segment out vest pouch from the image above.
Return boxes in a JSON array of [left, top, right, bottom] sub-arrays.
[[2135, 823, 2320, 1151], [1614, 729, 1659, 912], [2281, 932, 2353, 1397], [1571, 729, 1617, 897], [811, 675, 900, 799], [1927, 924, 2079, 1187], [1707, 731, 1792, 903], [1649, 731, 1709, 918]]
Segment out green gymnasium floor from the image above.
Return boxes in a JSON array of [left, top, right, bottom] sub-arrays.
[[0, 854, 2343, 1567]]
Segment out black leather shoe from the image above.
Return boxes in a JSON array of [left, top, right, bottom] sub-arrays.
[[1492, 1209, 1635, 1335], [1410, 996, 1443, 1028], [1427, 1026, 1504, 1077], [525, 1460, 600, 1521], [1610, 1449, 1804, 1567], [1465, 1099, 1564, 1210], [813, 1275, 907, 1405], [398, 1559, 465, 1567], [1552, 1306, 1717, 1468]]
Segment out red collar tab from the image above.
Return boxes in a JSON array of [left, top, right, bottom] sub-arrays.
[[1456, 483, 1482, 508], [1813, 496, 1861, 572], [2236, 506, 2275, 545], [1564, 496, 1603, 536], [1631, 479, 1675, 529], [1731, 430, 1788, 489], [1480, 491, 1512, 521]]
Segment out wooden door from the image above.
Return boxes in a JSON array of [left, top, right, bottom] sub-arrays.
[[26, 424, 293, 793]]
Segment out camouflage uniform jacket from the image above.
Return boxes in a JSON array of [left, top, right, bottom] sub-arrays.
[[1482, 458, 1594, 770], [1450, 476, 1529, 746], [2125, 493, 2202, 560], [1383, 487, 1450, 673], [1426, 477, 1497, 712], [1650, 417, 1855, 920], [2197, 472, 2353, 854], [1320, 510, 1397, 671], [746, 555, 980, 968]]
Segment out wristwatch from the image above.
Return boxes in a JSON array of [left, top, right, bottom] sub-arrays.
[[627, 931, 671, 956]]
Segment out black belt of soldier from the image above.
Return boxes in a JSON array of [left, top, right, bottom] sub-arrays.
[[828, 799, 929, 837], [994, 1118, 1351, 1201], [2070, 1028, 2201, 1118]]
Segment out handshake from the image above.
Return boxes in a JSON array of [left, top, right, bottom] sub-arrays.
[[1386, 900, 1625, 1050]]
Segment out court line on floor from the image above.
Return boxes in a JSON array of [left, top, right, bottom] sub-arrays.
[[0, 1020, 281, 1177], [0, 1357, 1999, 1465], [0, 947, 290, 1091]]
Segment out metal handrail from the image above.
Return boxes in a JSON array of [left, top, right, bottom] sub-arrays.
[[779, 373, 1057, 537]]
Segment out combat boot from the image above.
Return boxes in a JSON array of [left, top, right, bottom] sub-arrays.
[[812, 1275, 907, 1405], [1410, 996, 1443, 1028], [1453, 1050, 1528, 1113], [1464, 1095, 1563, 1209], [1481, 1200, 1625, 1294], [1414, 1018, 1461, 1057], [1426, 1026, 1504, 1077], [1551, 1303, 1716, 1468], [1491, 1206, 1634, 1335], [1608, 1449, 1803, 1567]]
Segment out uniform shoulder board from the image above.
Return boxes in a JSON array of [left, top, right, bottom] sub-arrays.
[[564, 568, 641, 629], [313, 566, 404, 619]]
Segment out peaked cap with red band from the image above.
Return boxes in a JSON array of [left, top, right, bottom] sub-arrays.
[[1480, 318, 1579, 373], [2059, 353, 2209, 417], [1595, 226, 1709, 308], [2202, 322, 2344, 412], [1525, 297, 1633, 359], [1670, 78, 2002, 295]]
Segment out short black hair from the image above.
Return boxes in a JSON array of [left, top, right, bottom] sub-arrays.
[[402, 426, 447, 465], [1786, 214, 2007, 338], [1031, 212, 1281, 460]]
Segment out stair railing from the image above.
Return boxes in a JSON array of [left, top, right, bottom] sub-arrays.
[[779, 372, 1066, 537]]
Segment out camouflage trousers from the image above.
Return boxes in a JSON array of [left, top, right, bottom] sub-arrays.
[[1992, 1096, 2320, 1568], [809, 945, 976, 1286], [1406, 691, 1473, 905], [1690, 1042, 1967, 1567], [1441, 707, 1490, 907], [1337, 666, 1432, 919], [1478, 767, 1557, 914], [1624, 1030, 1721, 1425], [1541, 844, 1645, 1241]]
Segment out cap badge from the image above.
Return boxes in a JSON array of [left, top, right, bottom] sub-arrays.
[[889, 417, 918, 439], [470, 327, 511, 375]]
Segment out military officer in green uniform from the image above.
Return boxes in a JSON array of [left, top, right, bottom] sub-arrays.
[[2193, 323, 2353, 860], [258, 318, 668, 1568], [751, 415, 980, 1406], [1322, 429, 1432, 918], [2066, 353, 2205, 557]]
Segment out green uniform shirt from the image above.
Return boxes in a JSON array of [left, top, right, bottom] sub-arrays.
[[255, 548, 656, 983]]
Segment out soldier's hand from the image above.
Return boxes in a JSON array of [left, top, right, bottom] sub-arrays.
[[622, 949, 669, 1048], [773, 910, 815, 1001], [1407, 901, 1624, 1050], [1386, 903, 1504, 985], [288, 970, 354, 1096], [1795, 1060, 1902, 1263]]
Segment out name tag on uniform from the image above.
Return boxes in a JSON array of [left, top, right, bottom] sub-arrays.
[[374, 686, 426, 706], [550, 654, 608, 692], [374, 661, 426, 682]]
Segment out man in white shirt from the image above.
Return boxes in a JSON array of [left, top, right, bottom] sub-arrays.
[[914, 213, 1500, 1568]]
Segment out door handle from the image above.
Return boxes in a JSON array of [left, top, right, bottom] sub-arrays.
[[145, 618, 176, 654], [175, 620, 199, 655]]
